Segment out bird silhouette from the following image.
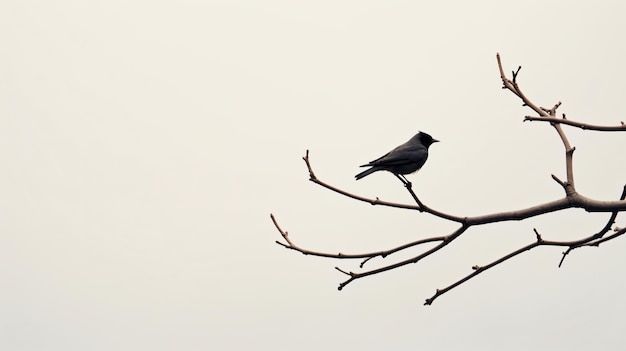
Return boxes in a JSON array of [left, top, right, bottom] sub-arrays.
[[355, 131, 439, 187]]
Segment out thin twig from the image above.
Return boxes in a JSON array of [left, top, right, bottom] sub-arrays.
[[586, 227, 626, 247], [498, 53, 576, 191], [524, 116, 626, 131], [272, 213, 447, 263], [425, 223, 625, 305], [497, 53, 548, 117], [336, 226, 468, 290], [271, 213, 384, 259], [559, 185, 626, 266], [426, 237, 542, 305], [303, 150, 463, 221]]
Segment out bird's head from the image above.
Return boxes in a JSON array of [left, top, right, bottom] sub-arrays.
[[418, 131, 439, 147]]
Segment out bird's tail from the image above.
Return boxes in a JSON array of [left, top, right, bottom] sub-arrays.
[[355, 167, 378, 180]]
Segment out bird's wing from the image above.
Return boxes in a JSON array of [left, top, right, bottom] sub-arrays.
[[359, 152, 389, 167], [365, 144, 426, 166]]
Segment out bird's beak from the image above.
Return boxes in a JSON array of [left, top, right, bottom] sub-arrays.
[[433, 139, 440, 143]]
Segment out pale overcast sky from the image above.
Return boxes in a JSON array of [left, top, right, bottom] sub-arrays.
[[2, 1, 626, 350]]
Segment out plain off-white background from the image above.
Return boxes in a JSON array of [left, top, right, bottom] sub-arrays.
[[2, 1, 626, 350]]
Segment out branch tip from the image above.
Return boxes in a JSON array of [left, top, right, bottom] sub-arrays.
[[360, 256, 375, 268], [512, 66, 522, 82], [335, 267, 349, 275], [533, 228, 543, 242], [551, 174, 566, 187]]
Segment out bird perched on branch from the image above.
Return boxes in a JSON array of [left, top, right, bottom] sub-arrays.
[[355, 131, 439, 186]]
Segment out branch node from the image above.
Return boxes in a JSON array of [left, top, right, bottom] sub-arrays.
[[303, 149, 318, 181], [512, 65, 522, 82]]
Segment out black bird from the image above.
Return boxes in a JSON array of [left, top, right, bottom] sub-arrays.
[[355, 131, 439, 185]]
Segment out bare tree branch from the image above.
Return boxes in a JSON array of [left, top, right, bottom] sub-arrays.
[[272, 53, 626, 305], [425, 232, 543, 306], [524, 116, 626, 131], [271, 213, 446, 261], [558, 185, 626, 266], [304, 150, 626, 222], [335, 225, 469, 291], [302, 150, 465, 222], [426, 186, 626, 305]]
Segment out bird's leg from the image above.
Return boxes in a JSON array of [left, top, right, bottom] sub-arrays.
[[393, 173, 405, 185], [394, 174, 412, 189]]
